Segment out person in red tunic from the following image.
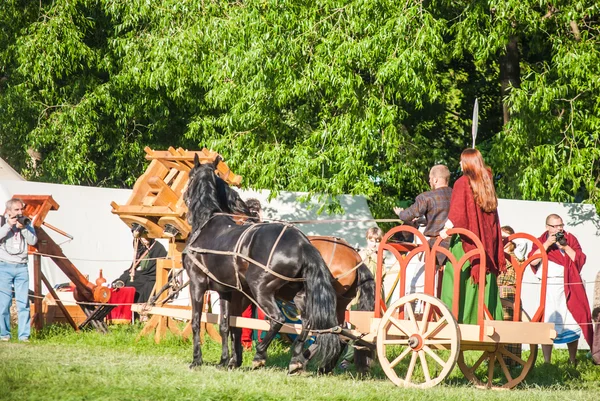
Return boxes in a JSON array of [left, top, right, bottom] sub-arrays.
[[439, 149, 506, 324], [529, 214, 592, 365]]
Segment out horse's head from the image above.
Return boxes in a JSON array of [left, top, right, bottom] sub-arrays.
[[184, 154, 256, 229], [184, 155, 224, 229]]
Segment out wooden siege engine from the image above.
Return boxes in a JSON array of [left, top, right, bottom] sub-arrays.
[[16, 195, 112, 332], [110, 147, 242, 342]]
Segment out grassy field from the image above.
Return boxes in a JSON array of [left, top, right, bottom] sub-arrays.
[[1, 324, 599, 401]]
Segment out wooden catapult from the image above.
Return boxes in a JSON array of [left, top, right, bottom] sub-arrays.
[[111, 147, 242, 343], [18, 195, 112, 333]]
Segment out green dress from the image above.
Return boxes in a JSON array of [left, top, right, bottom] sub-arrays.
[[440, 235, 503, 324]]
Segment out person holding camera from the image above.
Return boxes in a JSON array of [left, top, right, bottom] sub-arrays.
[[529, 213, 592, 365], [0, 198, 37, 342]]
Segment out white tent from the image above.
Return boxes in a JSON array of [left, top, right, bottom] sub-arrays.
[[0, 180, 375, 290], [1, 177, 599, 348], [0, 180, 134, 287], [0, 157, 25, 181]]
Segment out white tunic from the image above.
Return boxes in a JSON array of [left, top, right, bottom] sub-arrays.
[[536, 257, 581, 344]]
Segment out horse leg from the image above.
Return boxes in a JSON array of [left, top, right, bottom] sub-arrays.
[[252, 297, 284, 369], [288, 290, 309, 374], [218, 293, 232, 367], [333, 294, 353, 372], [227, 292, 248, 369], [186, 261, 208, 369]]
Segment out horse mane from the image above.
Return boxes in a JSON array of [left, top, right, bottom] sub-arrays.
[[184, 160, 224, 230], [185, 155, 258, 229], [214, 175, 255, 219]]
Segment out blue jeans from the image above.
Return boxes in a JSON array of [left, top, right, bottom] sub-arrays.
[[0, 261, 31, 340]]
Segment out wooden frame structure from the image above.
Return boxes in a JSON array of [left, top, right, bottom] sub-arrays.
[[16, 195, 111, 333], [111, 147, 241, 241], [111, 147, 240, 343]]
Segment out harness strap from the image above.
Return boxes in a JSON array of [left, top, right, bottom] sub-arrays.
[[332, 260, 364, 282], [187, 251, 243, 291], [186, 246, 306, 282], [326, 238, 337, 268], [265, 224, 289, 273]]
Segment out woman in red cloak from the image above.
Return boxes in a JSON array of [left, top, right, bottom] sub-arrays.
[[439, 149, 506, 324]]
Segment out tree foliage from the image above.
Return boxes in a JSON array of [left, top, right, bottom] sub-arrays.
[[1, 0, 599, 217]]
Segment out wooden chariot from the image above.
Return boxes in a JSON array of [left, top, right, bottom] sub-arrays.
[[132, 223, 553, 389], [366, 225, 554, 389]]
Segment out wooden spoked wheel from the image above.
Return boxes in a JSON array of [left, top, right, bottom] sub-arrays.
[[457, 299, 538, 389], [376, 293, 460, 388]]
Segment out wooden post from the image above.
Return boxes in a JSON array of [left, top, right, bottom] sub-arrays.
[[137, 241, 188, 343], [594, 270, 600, 310], [32, 254, 43, 331]]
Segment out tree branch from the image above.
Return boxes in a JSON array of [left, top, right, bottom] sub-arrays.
[[570, 20, 581, 41]]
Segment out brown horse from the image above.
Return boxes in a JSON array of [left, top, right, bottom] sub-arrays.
[[308, 235, 375, 372], [309, 236, 366, 321]]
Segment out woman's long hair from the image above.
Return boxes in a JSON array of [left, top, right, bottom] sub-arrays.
[[460, 148, 498, 212]]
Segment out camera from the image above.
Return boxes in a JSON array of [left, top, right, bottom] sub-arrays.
[[16, 215, 31, 226], [554, 231, 567, 246]]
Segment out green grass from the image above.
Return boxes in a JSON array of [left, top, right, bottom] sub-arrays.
[[0, 324, 599, 400]]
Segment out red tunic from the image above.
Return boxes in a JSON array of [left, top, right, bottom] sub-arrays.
[[447, 175, 506, 282], [529, 231, 593, 348]]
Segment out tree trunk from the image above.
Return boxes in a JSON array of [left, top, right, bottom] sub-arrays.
[[499, 36, 521, 125]]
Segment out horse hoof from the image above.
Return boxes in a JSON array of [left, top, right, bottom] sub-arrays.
[[252, 359, 266, 369], [318, 367, 334, 375], [189, 362, 202, 370], [287, 362, 304, 376]]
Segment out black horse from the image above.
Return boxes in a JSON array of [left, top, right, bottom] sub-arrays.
[[183, 155, 342, 373], [201, 166, 377, 373]]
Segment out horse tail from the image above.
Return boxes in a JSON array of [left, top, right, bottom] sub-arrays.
[[354, 263, 376, 373], [356, 263, 375, 312], [303, 244, 341, 370]]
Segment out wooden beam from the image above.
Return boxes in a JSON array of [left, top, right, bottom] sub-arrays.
[[40, 273, 78, 331], [32, 254, 43, 331], [110, 205, 183, 217], [131, 305, 308, 336]]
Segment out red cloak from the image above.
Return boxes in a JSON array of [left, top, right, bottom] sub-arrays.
[[529, 231, 593, 348], [447, 175, 506, 282]]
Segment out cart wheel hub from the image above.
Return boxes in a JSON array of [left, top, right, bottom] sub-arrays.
[[408, 334, 423, 351]]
